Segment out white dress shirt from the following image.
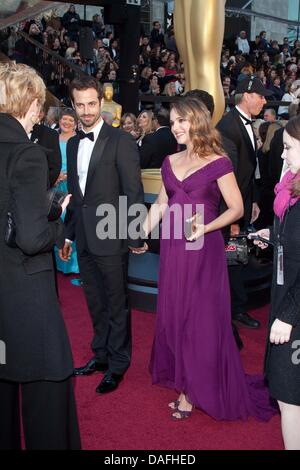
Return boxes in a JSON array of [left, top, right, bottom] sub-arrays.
[[236, 106, 260, 179], [77, 119, 104, 195]]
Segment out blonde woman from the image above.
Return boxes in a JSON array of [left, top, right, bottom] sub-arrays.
[[0, 63, 80, 450], [136, 109, 154, 147], [120, 112, 139, 139]]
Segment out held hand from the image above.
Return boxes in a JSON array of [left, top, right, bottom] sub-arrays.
[[230, 223, 240, 237], [270, 319, 293, 345], [61, 194, 72, 212], [185, 214, 205, 242], [248, 228, 270, 249], [129, 242, 148, 255], [250, 202, 260, 224], [58, 241, 72, 262]]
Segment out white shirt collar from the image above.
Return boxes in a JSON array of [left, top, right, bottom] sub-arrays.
[[81, 118, 104, 141], [236, 105, 251, 121]]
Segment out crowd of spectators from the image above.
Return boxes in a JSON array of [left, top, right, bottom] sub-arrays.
[[2, 6, 300, 118]]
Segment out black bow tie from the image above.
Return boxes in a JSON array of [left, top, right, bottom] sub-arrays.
[[236, 109, 253, 126], [78, 130, 94, 141]]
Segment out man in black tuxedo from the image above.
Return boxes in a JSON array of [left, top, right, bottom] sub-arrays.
[[139, 107, 178, 169], [59, 76, 145, 394], [217, 76, 272, 329], [30, 121, 62, 187]]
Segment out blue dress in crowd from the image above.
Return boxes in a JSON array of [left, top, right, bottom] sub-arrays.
[[55, 140, 80, 274]]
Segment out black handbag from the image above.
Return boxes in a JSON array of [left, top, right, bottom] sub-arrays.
[[225, 236, 249, 266], [5, 189, 66, 247]]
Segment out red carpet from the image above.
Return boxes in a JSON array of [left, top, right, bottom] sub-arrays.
[[59, 274, 283, 450]]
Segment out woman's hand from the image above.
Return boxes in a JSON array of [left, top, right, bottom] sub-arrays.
[[248, 228, 270, 249], [185, 214, 205, 242], [270, 319, 293, 344], [61, 194, 72, 212]]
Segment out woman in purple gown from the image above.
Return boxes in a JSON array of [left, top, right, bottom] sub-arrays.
[[142, 97, 277, 421]]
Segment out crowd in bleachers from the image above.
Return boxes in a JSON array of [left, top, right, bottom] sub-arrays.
[[1, 4, 300, 115]]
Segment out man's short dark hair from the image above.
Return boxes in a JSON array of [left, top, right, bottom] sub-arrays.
[[184, 89, 215, 116], [153, 107, 170, 127], [69, 76, 103, 102]]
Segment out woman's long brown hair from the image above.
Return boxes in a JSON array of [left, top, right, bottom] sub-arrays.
[[170, 97, 226, 158]]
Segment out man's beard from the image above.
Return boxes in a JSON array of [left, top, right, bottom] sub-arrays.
[[81, 112, 101, 129]]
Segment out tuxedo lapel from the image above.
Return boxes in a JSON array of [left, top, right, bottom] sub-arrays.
[[85, 122, 110, 192], [232, 108, 256, 161], [69, 136, 83, 199]]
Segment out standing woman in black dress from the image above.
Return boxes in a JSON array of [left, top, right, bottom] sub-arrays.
[[251, 115, 300, 450], [0, 63, 81, 450]]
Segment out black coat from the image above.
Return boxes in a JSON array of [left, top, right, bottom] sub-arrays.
[[269, 127, 284, 189], [139, 127, 178, 169], [65, 122, 144, 256], [0, 113, 73, 383], [217, 108, 258, 228], [30, 124, 62, 187], [265, 203, 300, 405]]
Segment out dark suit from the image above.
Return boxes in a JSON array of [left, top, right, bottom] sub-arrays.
[[65, 121, 144, 375], [30, 124, 62, 295], [217, 107, 258, 228], [269, 127, 284, 188], [139, 126, 178, 169], [217, 108, 258, 318], [30, 124, 62, 187], [0, 114, 80, 449]]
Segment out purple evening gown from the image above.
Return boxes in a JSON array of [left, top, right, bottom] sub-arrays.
[[150, 156, 277, 421]]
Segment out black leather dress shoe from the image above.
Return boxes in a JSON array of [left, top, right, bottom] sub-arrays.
[[96, 373, 123, 394], [73, 358, 108, 376], [233, 313, 261, 329]]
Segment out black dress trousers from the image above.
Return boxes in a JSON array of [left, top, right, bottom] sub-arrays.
[[0, 378, 81, 450]]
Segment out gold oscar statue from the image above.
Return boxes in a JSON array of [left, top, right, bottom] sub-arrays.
[[174, 0, 226, 125], [101, 83, 122, 128]]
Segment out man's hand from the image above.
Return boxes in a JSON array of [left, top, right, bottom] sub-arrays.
[[270, 319, 293, 345], [58, 241, 72, 261], [129, 242, 148, 255], [251, 202, 260, 224]]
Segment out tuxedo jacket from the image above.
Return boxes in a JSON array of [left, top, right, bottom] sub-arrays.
[[139, 127, 178, 169], [269, 127, 284, 188], [217, 108, 258, 227], [30, 124, 62, 187], [65, 122, 144, 256]]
